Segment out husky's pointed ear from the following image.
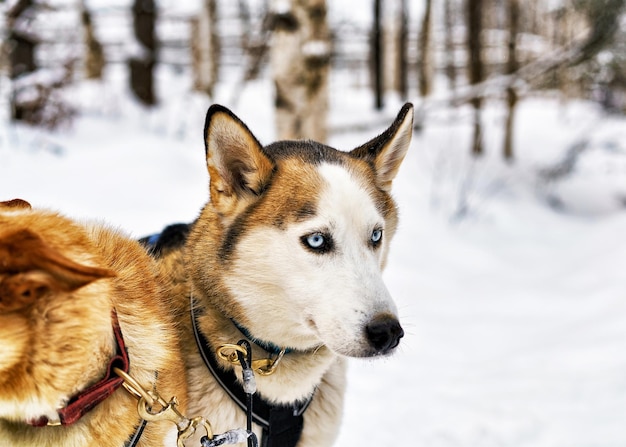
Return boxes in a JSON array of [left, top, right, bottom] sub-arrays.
[[350, 103, 413, 192], [204, 105, 274, 215], [0, 229, 114, 310]]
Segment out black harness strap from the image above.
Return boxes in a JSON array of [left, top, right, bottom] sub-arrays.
[[124, 420, 147, 447], [191, 301, 313, 447]]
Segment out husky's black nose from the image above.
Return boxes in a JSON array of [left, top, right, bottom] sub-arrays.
[[366, 314, 404, 355]]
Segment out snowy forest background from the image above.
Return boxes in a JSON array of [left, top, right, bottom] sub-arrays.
[[1, 0, 626, 446]]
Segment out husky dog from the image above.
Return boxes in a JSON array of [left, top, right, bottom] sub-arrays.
[[148, 103, 413, 447], [0, 199, 188, 447]]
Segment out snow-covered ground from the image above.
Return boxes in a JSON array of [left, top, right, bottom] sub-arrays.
[[1, 63, 625, 447]]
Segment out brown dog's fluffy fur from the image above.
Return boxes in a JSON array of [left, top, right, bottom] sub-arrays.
[[0, 199, 188, 447]]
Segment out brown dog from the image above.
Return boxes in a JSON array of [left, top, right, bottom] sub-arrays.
[[0, 199, 189, 447]]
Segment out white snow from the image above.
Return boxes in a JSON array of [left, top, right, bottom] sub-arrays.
[[1, 54, 626, 447]]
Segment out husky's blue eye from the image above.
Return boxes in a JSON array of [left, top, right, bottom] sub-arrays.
[[371, 229, 383, 245], [301, 232, 333, 253], [306, 234, 325, 248]]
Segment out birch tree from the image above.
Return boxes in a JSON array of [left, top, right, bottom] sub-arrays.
[[81, 0, 104, 80], [269, 0, 330, 142], [382, 0, 407, 97], [191, 0, 219, 97]]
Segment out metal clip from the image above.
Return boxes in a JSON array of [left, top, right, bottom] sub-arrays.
[[180, 416, 214, 447], [254, 348, 285, 376], [114, 367, 213, 447], [217, 344, 286, 376], [138, 397, 213, 447], [137, 395, 185, 427]]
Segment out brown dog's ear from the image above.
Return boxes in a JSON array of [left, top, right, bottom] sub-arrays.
[[350, 103, 414, 192], [0, 199, 32, 210], [203, 105, 274, 216], [0, 229, 114, 310]]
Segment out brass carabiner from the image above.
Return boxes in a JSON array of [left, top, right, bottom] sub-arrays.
[[216, 344, 286, 376], [137, 396, 214, 447], [114, 367, 214, 447], [137, 396, 185, 426], [177, 416, 214, 447]]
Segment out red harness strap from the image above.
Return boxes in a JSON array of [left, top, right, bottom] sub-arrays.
[[29, 310, 130, 427]]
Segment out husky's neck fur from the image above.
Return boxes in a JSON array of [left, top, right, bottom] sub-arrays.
[[190, 293, 337, 405], [230, 319, 293, 356]]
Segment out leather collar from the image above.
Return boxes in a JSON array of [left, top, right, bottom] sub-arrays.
[[28, 310, 130, 427]]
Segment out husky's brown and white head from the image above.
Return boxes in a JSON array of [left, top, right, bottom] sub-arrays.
[[188, 104, 413, 359]]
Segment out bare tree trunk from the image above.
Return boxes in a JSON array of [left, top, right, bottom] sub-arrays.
[[467, 0, 484, 156], [382, 0, 406, 97], [81, 0, 104, 80], [269, 0, 330, 142], [129, 0, 157, 106], [7, 0, 36, 79], [417, 0, 433, 97], [191, 0, 220, 97], [398, 0, 408, 99], [7, 0, 36, 121], [443, 0, 457, 93], [6, 0, 75, 128], [503, 0, 519, 162], [552, 7, 570, 100], [6, 0, 38, 122], [372, 0, 383, 109]]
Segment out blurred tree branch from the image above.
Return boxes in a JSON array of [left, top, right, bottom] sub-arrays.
[[440, 0, 626, 108]]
